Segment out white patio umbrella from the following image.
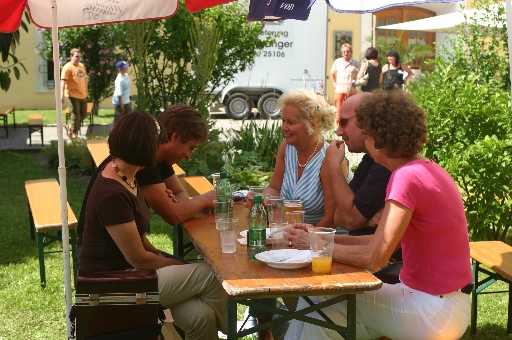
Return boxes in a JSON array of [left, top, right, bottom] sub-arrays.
[[0, 0, 230, 337], [378, 1, 512, 98]]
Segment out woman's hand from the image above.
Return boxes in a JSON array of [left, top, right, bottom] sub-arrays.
[[284, 223, 314, 249]]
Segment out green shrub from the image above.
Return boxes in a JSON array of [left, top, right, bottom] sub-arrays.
[[43, 139, 92, 176], [411, 57, 512, 241]]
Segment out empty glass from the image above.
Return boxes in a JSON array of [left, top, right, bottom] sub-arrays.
[[213, 199, 233, 230], [219, 218, 238, 253]]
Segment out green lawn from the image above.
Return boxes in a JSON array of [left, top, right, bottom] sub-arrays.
[[8, 109, 115, 126], [0, 150, 510, 339]]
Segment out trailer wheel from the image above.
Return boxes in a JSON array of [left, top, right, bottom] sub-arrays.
[[225, 93, 251, 120], [258, 93, 281, 119]]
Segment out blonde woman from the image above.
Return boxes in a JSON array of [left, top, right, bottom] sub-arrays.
[[330, 43, 360, 110]]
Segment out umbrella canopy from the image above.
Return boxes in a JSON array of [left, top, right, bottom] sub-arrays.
[[0, 0, 233, 338], [377, 2, 504, 32], [0, 0, 233, 33], [248, 0, 462, 21]]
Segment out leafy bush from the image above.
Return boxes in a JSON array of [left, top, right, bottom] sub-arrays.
[[43, 139, 92, 176], [220, 119, 283, 189], [411, 56, 512, 241]]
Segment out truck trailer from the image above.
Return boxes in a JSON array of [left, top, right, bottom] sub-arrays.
[[220, 2, 328, 119]]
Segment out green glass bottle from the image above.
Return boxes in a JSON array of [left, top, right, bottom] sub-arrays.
[[248, 195, 267, 259], [216, 172, 232, 213]]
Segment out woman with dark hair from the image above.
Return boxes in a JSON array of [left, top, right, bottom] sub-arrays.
[[285, 90, 472, 340], [381, 50, 413, 91], [80, 112, 227, 340], [356, 47, 382, 92]]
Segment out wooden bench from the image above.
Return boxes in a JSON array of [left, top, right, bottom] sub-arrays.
[[25, 178, 78, 287], [470, 241, 512, 335], [28, 114, 44, 146], [0, 106, 14, 137], [65, 102, 94, 130], [179, 176, 214, 197]]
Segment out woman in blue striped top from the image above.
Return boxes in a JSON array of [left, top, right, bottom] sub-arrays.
[[264, 88, 349, 227]]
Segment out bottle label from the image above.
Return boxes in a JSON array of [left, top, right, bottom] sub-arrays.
[[249, 226, 266, 246]]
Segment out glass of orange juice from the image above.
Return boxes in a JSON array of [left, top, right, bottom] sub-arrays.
[[309, 227, 336, 274], [284, 200, 302, 213]]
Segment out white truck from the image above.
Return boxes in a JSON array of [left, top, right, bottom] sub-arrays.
[[220, 2, 328, 119]]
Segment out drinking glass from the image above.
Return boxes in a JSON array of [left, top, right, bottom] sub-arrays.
[[309, 227, 336, 274], [246, 186, 266, 209], [269, 222, 285, 250], [267, 196, 285, 224], [218, 218, 238, 253], [285, 211, 305, 225], [213, 199, 233, 230], [284, 200, 302, 214]]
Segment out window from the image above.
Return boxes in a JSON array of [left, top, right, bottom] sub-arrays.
[[333, 31, 352, 59], [375, 7, 436, 67], [35, 29, 55, 92]]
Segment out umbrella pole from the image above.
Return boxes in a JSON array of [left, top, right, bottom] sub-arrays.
[[506, 0, 512, 103], [51, 0, 73, 338]]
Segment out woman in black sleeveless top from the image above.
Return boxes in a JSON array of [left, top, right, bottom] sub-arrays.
[[357, 47, 382, 92], [381, 50, 413, 91]]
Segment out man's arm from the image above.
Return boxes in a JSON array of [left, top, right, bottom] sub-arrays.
[[326, 140, 369, 230], [60, 79, 66, 104], [140, 174, 215, 226], [117, 95, 124, 109]]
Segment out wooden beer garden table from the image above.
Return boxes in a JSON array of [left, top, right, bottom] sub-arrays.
[[179, 203, 382, 339]]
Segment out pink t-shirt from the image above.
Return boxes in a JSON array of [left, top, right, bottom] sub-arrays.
[[386, 159, 472, 295]]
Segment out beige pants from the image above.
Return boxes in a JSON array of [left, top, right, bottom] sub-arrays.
[[157, 263, 227, 340]]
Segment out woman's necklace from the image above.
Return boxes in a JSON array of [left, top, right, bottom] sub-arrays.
[[297, 140, 320, 168], [112, 159, 137, 189]]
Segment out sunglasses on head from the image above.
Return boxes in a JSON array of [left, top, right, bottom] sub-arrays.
[[338, 116, 355, 127]]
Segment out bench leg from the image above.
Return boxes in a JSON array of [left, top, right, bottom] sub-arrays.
[[12, 108, 15, 129], [471, 260, 478, 335], [508, 283, 512, 334], [36, 233, 46, 288], [28, 203, 35, 240]]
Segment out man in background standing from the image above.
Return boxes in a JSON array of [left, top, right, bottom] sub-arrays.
[[330, 43, 360, 111], [61, 48, 88, 138], [112, 60, 132, 126]]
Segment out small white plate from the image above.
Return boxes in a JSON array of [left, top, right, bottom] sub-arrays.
[[255, 249, 312, 269]]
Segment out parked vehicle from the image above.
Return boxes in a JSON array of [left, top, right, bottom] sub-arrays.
[[220, 3, 328, 120]]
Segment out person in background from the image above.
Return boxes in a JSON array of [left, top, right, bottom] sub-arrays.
[[61, 48, 88, 138], [381, 50, 413, 91], [330, 43, 360, 110], [357, 47, 382, 93], [112, 60, 133, 126], [285, 90, 472, 340], [79, 112, 227, 339]]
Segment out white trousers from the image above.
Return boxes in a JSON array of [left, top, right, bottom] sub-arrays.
[[157, 263, 227, 340], [285, 282, 470, 340]]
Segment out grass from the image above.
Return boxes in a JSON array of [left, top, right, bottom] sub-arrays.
[[8, 109, 115, 126], [0, 150, 510, 339]]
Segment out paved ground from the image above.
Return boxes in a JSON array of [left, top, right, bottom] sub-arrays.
[[0, 107, 363, 166]]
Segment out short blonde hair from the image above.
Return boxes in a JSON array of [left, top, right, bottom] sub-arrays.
[[340, 43, 352, 53], [278, 88, 335, 135]]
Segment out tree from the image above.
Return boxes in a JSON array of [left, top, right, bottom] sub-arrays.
[[40, 25, 126, 114], [0, 12, 30, 91], [410, 0, 512, 242], [119, 0, 271, 116]]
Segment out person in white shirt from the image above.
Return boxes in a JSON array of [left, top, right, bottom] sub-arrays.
[[112, 60, 133, 126]]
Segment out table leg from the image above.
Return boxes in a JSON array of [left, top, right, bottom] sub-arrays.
[[346, 294, 356, 340], [227, 300, 238, 339]]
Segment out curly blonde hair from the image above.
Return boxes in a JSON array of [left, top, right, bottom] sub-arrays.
[[355, 90, 427, 158], [277, 88, 335, 135]]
